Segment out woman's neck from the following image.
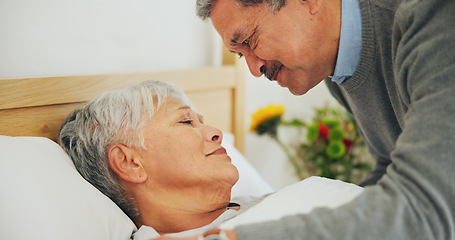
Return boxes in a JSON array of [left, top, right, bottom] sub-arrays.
[[133, 185, 233, 234], [138, 201, 229, 234]]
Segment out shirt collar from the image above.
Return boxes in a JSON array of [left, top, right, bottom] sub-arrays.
[[330, 0, 362, 84]]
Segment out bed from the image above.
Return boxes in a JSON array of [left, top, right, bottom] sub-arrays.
[[0, 63, 275, 240], [0, 64, 246, 151], [0, 62, 365, 240]]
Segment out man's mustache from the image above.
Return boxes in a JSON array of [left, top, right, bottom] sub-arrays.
[[261, 62, 284, 81]]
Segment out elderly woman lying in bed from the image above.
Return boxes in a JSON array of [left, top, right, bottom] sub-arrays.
[[58, 80, 262, 238], [58, 80, 363, 240]]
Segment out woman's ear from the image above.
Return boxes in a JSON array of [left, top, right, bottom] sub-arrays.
[[108, 144, 147, 184]]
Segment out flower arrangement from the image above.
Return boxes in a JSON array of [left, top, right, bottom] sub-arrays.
[[250, 104, 373, 183]]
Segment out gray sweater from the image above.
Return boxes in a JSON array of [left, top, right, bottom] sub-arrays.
[[235, 0, 455, 239]]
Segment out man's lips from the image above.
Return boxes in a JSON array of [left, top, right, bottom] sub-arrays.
[[271, 65, 283, 81], [263, 63, 283, 81]]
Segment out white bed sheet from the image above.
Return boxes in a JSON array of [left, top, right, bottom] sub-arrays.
[[221, 176, 364, 229]]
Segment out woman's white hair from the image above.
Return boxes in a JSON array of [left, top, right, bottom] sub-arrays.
[[58, 80, 194, 223]]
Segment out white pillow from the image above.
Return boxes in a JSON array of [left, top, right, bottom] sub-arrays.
[[0, 136, 136, 240], [222, 133, 274, 198], [0, 134, 273, 240]]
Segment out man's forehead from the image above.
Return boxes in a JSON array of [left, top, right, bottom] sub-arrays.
[[216, 22, 249, 49], [211, 0, 249, 45]]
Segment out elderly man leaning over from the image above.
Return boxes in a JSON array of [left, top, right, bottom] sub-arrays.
[[158, 0, 455, 239]]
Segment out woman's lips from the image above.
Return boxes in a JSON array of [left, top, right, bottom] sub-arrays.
[[207, 147, 231, 161], [207, 147, 227, 156]]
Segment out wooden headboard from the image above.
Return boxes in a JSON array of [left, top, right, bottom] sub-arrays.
[[0, 64, 245, 152]]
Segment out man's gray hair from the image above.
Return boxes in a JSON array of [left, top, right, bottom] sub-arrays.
[[57, 80, 194, 223], [196, 0, 286, 20]]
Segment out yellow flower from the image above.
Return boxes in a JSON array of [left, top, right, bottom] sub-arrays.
[[250, 104, 285, 131]]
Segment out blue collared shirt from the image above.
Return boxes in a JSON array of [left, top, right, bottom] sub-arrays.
[[330, 0, 362, 84]]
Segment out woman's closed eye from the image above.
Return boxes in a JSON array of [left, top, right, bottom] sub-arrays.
[[179, 119, 194, 126]]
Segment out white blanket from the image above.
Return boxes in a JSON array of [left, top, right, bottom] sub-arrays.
[[133, 176, 362, 239], [221, 176, 364, 229]]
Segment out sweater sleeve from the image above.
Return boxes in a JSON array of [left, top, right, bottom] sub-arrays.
[[234, 0, 455, 239]]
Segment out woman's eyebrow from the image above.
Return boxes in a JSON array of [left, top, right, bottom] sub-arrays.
[[177, 105, 191, 111], [177, 105, 204, 122], [197, 113, 204, 123]]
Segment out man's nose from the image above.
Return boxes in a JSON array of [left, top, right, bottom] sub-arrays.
[[244, 53, 266, 77]]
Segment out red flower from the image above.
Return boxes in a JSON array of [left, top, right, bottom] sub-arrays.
[[343, 138, 353, 151], [318, 123, 330, 141]]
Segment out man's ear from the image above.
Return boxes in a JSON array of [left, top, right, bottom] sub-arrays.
[[108, 144, 147, 184], [301, 0, 321, 15]]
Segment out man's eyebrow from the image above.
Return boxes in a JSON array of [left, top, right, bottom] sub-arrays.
[[230, 32, 243, 47]]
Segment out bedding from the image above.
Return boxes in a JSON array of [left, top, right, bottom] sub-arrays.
[[0, 134, 272, 240], [133, 177, 363, 239], [132, 196, 263, 240], [221, 176, 364, 229], [0, 134, 362, 240]]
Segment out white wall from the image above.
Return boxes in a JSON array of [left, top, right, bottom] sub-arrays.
[[0, 0, 337, 191], [0, 0, 217, 78]]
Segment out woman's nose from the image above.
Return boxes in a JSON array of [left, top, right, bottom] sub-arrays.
[[244, 52, 266, 77], [206, 126, 223, 144]]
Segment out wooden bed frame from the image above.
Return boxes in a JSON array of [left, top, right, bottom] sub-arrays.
[[0, 63, 246, 152]]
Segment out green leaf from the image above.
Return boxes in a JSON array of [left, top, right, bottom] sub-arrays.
[[326, 140, 346, 159], [282, 118, 306, 127], [254, 116, 281, 137], [328, 127, 344, 141], [321, 118, 339, 128], [306, 123, 319, 141]]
